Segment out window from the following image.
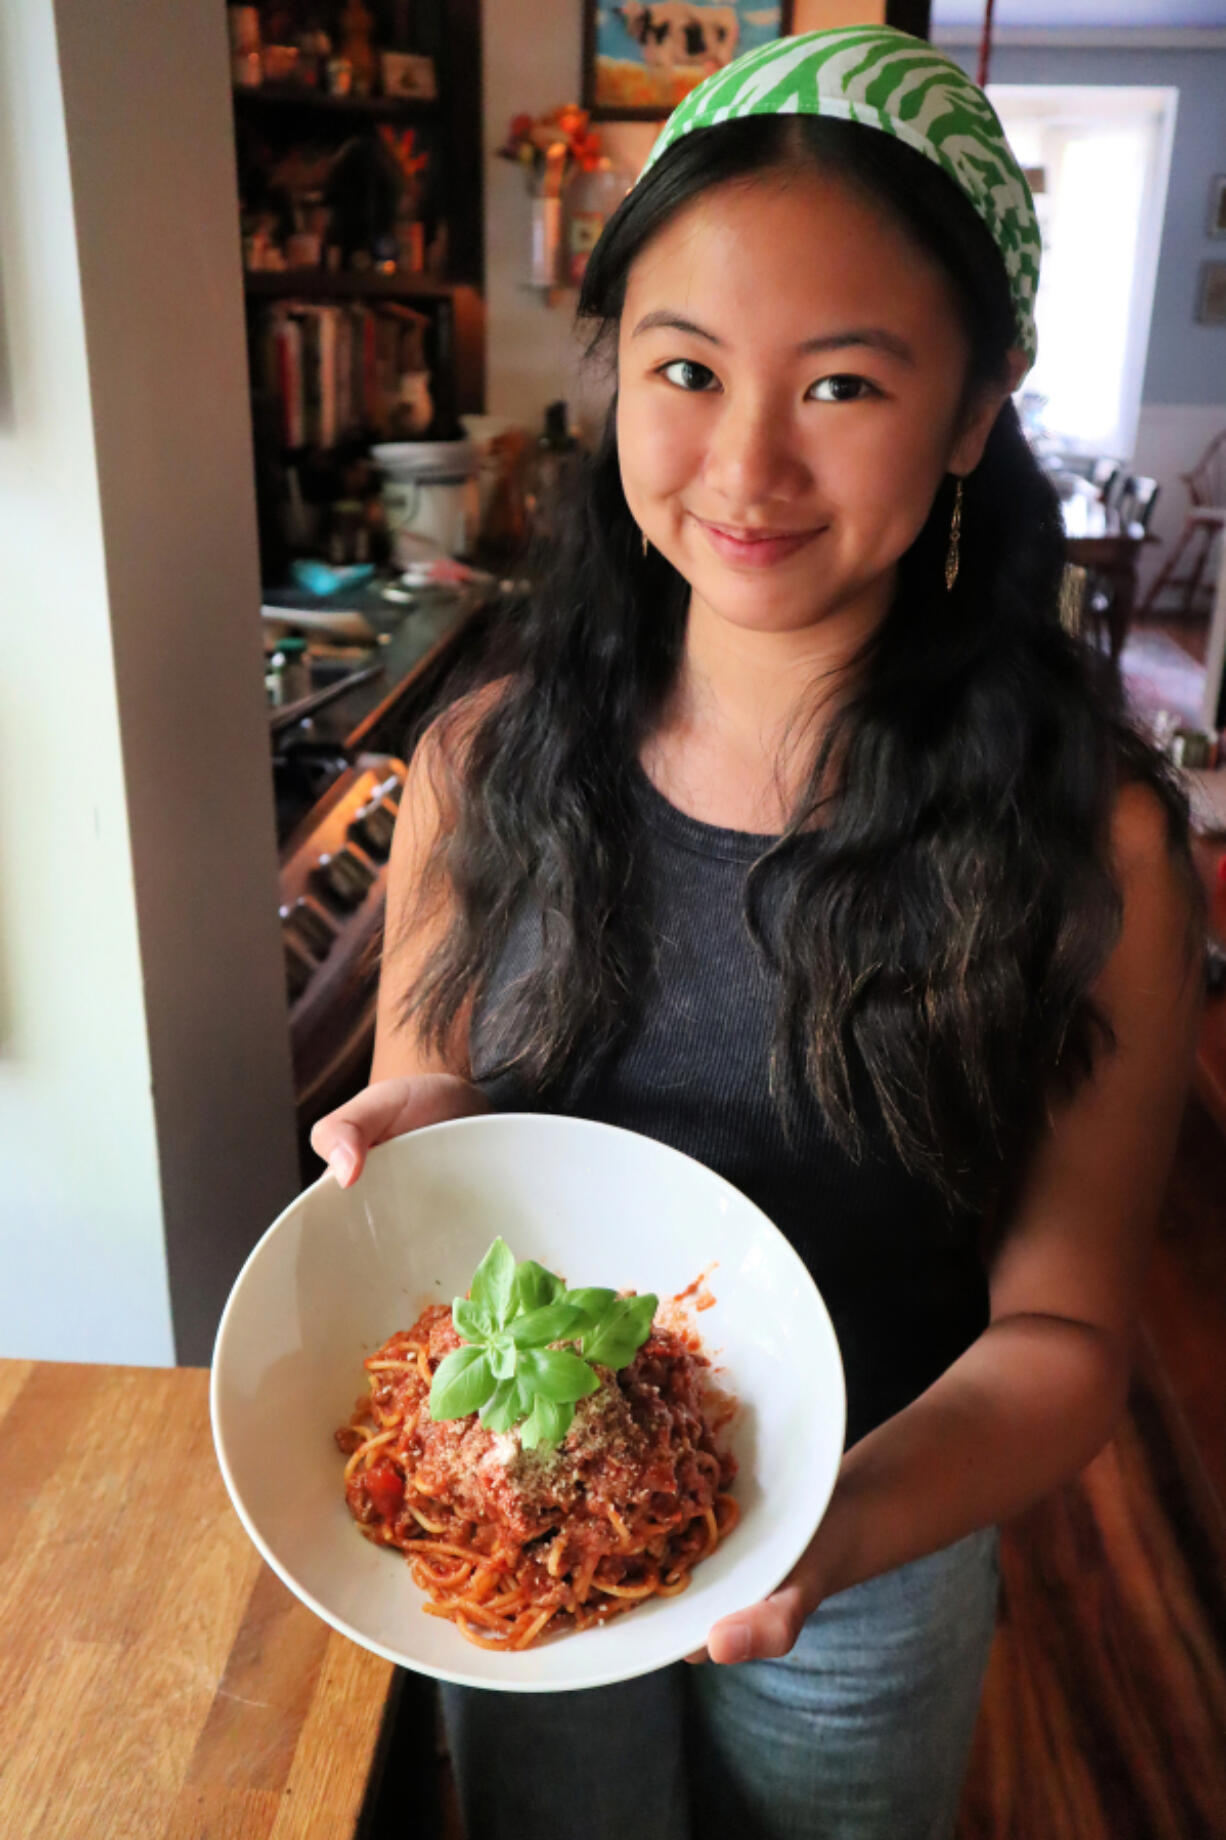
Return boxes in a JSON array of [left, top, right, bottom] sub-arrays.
[[988, 86, 1178, 459]]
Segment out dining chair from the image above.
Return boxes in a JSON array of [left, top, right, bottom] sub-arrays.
[[1139, 429, 1226, 621], [1117, 475, 1160, 535], [1091, 457, 1122, 503]]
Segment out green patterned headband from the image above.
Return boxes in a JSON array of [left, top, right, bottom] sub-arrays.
[[637, 26, 1039, 365]]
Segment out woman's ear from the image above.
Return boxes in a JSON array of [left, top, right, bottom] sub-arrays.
[[948, 347, 1031, 476]]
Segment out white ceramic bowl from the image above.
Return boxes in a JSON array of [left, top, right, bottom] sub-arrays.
[[211, 1113, 845, 1693]]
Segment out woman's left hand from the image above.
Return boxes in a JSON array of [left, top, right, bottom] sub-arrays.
[[688, 1488, 854, 1665]]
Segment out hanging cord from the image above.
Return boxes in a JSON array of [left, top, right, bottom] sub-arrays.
[[977, 0, 997, 89]]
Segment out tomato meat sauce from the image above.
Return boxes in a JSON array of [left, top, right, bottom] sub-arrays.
[[336, 1300, 739, 1649]]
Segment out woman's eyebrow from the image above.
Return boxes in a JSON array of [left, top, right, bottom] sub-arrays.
[[630, 309, 914, 364]]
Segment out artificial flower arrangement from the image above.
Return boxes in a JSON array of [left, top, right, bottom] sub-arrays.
[[498, 105, 605, 188], [377, 124, 430, 206]]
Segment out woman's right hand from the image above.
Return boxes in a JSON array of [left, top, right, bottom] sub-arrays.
[[309, 1073, 492, 1190]]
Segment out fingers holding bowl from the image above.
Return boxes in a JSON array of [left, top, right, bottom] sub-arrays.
[[312, 1116, 364, 1188], [701, 1577, 813, 1665], [310, 1074, 493, 1188]]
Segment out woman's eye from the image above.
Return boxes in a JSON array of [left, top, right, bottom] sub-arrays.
[[809, 374, 878, 404], [659, 359, 718, 392]]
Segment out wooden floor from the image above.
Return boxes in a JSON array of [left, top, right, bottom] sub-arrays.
[[957, 1095, 1226, 1840], [955, 616, 1226, 1838], [1138, 613, 1211, 667]]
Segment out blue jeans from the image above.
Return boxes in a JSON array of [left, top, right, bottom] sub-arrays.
[[439, 1525, 1000, 1840]]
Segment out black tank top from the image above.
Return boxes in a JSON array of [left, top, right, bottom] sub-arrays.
[[470, 764, 989, 1450]]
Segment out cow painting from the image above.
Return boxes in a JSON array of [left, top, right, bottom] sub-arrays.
[[617, 3, 741, 70], [587, 1, 786, 114]]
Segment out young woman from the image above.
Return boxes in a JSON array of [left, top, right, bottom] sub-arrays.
[[313, 28, 1204, 1839]]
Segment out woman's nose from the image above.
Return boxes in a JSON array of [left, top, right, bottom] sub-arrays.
[[701, 393, 812, 508]]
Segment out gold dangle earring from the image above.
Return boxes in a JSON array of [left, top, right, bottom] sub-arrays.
[[945, 478, 963, 592], [641, 530, 649, 558]]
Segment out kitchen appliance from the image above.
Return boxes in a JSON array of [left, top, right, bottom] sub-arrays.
[[271, 577, 512, 1179], [279, 753, 405, 1167], [372, 437, 481, 565]]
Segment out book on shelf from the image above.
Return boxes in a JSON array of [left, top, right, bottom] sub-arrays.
[[257, 299, 431, 450]]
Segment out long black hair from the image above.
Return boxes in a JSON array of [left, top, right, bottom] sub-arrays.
[[404, 114, 1201, 1219]]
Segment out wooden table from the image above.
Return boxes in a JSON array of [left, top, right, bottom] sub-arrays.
[[0, 1361, 395, 1840], [1062, 493, 1151, 661]]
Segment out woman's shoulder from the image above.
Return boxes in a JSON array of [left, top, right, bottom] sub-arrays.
[[383, 678, 515, 870], [1108, 776, 1188, 886], [422, 674, 514, 765], [1103, 774, 1204, 987], [406, 674, 515, 810]]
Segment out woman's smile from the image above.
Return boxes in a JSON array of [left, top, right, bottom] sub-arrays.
[[689, 511, 826, 569]]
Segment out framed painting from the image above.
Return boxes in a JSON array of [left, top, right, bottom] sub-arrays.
[[582, 2, 796, 121], [1210, 175, 1226, 239], [1197, 260, 1226, 326]]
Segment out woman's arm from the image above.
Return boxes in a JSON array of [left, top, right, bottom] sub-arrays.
[[373, 692, 493, 1084], [311, 693, 499, 1184], [704, 783, 1204, 1664]]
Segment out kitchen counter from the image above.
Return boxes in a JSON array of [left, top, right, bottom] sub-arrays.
[[0, 1360, 394, 1840], [265, 586, 479, 752]]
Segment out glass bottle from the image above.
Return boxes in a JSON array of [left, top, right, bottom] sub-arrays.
[[526, 401, 581, 543], [337, 0, 377, 97], [561, 156, 631, 287]]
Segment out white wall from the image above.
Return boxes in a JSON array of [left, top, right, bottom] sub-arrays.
[[0, 1, 171, 1363], [0, 0, 299, 1366], [481, 0, 640, 445], [1133, 404, 1225, 598]]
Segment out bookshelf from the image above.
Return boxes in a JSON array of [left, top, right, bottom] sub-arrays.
[[233, 80, 438, 121], [229, 0, 485, 585], [244, 268, 460, 298]]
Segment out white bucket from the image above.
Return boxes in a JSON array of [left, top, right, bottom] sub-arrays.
[[372, 439, 480, 563]]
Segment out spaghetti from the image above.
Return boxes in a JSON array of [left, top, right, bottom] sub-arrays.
[[336, 1302, 738, 1650]]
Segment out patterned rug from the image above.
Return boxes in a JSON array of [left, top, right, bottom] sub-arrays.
[[1119, 627, 1207, 732]]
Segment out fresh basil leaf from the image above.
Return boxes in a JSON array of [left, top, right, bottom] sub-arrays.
[[479, 1373, 531, 1433], [487, 1334, 518, 1381], [518, 1346, 601, 1404], [518, 1396, 546, 1450], [507, 1301, 585, 1348], [429, 1345, 496, 1421], [562, 1287, 618, 1333], [581, 1293, 657, 1370], [511, 1259, 565, 1315], [538, 1396, 574, 1449], [469, 1237, 517, 1329], [452, 1297, 494, 1343], [520, 1394, 574, 1452]]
